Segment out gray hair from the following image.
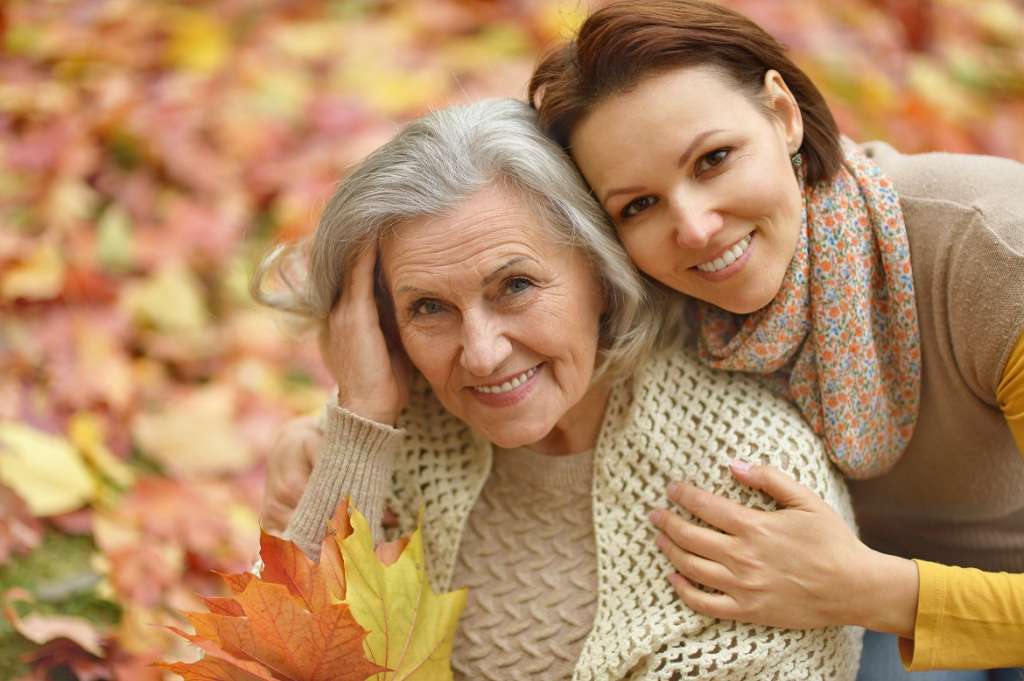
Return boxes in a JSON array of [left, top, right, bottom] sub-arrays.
[[251, 98, 680, 381]]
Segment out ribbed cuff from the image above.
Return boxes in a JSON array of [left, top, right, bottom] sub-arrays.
[[284, 403, 402, 559]]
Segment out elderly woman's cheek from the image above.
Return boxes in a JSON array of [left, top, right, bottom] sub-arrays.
[[396, 324, 450, 383]]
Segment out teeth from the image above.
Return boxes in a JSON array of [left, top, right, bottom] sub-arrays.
[[697, 235, 751, 273], [474, 366, 539, 394]]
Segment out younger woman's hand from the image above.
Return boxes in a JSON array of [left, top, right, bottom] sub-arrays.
[[320, 245, 409, 426], [260, 414, 322, 534], [650, 461, 919, 636]]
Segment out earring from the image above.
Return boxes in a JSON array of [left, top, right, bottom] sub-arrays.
[[791, 151, 803, 167]]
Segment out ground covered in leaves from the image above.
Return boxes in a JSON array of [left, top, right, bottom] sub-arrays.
[[1, 0, 1022, 679]]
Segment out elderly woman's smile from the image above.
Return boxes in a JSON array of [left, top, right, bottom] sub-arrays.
[[381, 183, 610, 454]]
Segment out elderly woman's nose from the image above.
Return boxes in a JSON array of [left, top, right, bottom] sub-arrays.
[[670, 199, 724, 250], [458, 313, 513, 376]]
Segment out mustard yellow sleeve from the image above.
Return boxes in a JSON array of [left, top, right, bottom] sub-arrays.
[[899, 560, 1024, 669], [898, 334, 1024, 670], [997, 330, 1024, 457]]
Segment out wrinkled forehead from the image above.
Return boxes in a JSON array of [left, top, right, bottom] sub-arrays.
[[379, 185, 577, 287]]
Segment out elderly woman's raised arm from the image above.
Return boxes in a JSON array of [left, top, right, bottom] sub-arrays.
[[285, 404, 401, 558], [282, 245, 410, 558]]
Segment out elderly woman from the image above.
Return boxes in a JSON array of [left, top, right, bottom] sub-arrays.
[[252, 97, 861, 680], [527, 1, 1024, 677]]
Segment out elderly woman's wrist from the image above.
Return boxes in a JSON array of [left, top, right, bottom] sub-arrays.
[[334, 391, 400, 428], [326, 401, 402, 443]]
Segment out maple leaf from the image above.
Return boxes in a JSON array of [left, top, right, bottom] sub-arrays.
[[256, 531, 330, 612], [340, 509, 466, 681], [319, 497, 354, 601], [166, 501, 466, 681], [166, 504, 385, 681]]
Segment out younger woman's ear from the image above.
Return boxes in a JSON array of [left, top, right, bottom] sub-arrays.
[[762, 69, 804, 154]]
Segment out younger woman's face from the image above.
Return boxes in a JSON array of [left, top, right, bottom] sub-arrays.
[[570, 65, 805, 314]]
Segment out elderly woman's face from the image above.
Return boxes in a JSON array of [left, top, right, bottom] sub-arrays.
[[570, 65, 804, 314], [380, 184, 607, 450]]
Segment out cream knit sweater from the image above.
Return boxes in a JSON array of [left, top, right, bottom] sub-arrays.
[[287, 347, 863, 680]]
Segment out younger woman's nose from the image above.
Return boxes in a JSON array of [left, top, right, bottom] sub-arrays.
[[670, 201, 724, 250]]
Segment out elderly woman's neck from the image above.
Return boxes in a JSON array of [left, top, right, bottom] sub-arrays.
[[527, 382, 612, 457]]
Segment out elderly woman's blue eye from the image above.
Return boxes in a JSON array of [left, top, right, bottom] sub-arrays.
[[412, 299, 443, 315], [505, 277, 533, 294], [621, 196, 658, 219]]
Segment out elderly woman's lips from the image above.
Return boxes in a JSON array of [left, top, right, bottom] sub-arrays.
[[468, 364, 543, 407]]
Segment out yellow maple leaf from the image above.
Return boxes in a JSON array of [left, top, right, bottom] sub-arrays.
[[340, 509, 467, 681], [0, 421, 95, 516]]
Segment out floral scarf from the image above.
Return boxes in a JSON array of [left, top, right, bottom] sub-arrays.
[[696, 138, 920, 479]]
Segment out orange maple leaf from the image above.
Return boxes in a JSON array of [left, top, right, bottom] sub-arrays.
[[163, 508, 387, 681]]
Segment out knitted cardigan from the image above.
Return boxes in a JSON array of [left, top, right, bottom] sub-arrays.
[[287, 347, 864, 680]]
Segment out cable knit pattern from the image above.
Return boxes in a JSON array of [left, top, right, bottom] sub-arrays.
[[450, 447, 597, 680], [286, 347, 863, 679]]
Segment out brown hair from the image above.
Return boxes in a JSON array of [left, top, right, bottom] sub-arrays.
[[529, 0, 842, 186]]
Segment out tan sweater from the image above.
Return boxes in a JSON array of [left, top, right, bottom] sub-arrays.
[[451, 447, 597, 680], [286, 347, 862, 680], [849, 143, 1024, 572]]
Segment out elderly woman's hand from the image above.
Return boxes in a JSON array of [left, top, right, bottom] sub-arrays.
[[321, 245, 410, 427], [650, 461, 920, 637]]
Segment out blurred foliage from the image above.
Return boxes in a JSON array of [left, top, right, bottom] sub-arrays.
[[0, 0, 1021, 679]]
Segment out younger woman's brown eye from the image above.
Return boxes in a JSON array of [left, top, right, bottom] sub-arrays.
[[621, 195, 658, 219], [697, 148, 730, 174]]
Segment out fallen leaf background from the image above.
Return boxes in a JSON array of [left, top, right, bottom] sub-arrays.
[[0, 0, 1021, 679]]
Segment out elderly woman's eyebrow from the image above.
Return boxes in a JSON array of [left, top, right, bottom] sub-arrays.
[[480, 256, 534, 286], [393, 256, 536, 298]]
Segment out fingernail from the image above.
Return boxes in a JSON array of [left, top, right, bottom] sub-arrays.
[[649, 509, 663, 524], [667, 481, 681, 497], [730, 458, 752, 474]]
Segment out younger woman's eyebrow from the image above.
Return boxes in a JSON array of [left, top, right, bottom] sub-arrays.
[[600, 128, 726, 205]]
